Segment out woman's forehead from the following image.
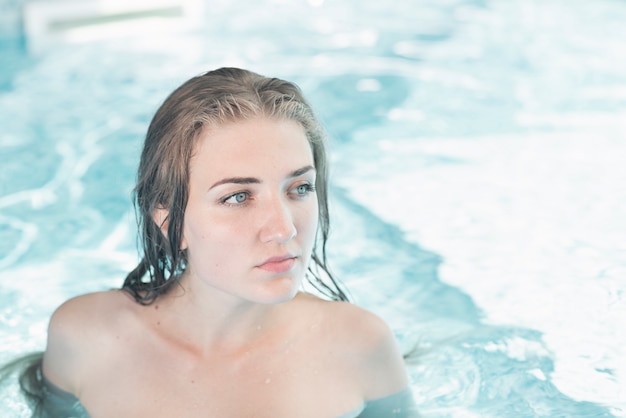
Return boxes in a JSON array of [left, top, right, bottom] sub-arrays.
[[188, 117, 314, 179]]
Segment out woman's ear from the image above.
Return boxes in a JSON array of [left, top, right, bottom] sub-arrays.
[[153, 206, 170, 237], [152, 206, 188, 250]]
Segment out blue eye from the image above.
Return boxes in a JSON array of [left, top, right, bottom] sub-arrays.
[[291, 183, 316, 197], [223, 192, 249, 205]]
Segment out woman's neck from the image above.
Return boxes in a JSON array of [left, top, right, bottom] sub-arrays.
[[144, 277, 291, 356]]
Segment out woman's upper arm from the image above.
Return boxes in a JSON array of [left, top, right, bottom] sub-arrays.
[[359, 311, 410, 400], [41, 296, 92, 394], [332, 303, 409, 400], [352, 310, 419, 416]]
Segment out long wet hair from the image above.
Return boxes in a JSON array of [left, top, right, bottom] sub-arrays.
[[122, 67, 348, 304]]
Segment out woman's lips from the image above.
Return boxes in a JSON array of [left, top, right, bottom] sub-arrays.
[[257, 255, 296, 273]]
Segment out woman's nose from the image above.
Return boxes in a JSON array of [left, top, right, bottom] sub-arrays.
[[259, 197, 297, 243]]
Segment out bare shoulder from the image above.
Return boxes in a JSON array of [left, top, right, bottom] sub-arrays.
[[42, 290, 135, 392], [295, 292, 398, 346], [46, 290, 134, 342], [295, 293, 409, 399], [49, 290, 132, 323]]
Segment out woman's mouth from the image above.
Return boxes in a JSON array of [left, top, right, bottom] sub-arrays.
[[256, 255, 296, 273]]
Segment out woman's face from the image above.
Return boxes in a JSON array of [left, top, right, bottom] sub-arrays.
[[178, 117, 319, 304]]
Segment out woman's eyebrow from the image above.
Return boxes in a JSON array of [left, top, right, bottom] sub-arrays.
[[289, 165, 316, 178], [209, 166, 315, 190], [209, 177, 260, 190]]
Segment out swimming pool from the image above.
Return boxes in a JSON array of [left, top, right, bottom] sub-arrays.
[[1, 0, 625, 416]]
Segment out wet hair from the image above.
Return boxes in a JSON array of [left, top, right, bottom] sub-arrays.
[[122, 67, 348, 304]]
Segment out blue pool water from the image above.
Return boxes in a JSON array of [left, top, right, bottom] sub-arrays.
[[1, 0, 626, 416]]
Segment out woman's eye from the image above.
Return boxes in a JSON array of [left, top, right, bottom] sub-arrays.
[[223, 192, 249, 205], [291, 183, 316, 197]]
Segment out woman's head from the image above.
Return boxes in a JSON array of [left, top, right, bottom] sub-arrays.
[[123, 67, 347, 304]]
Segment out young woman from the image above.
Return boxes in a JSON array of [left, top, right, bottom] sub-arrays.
[[5, 67, 417, 417]]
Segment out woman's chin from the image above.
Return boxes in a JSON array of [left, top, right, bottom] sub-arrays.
[[254, 276, 301, 305]]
